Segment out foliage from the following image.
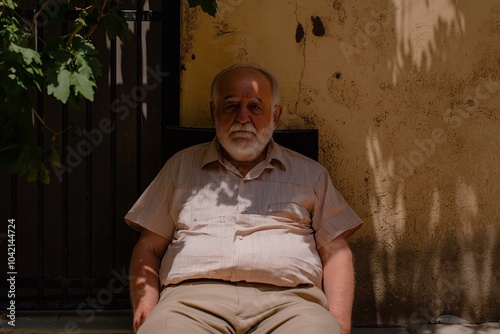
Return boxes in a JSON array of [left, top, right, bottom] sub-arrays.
[[0, 0, 131, 183]]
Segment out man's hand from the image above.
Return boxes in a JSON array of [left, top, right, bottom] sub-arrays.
[[318, 235, 355, 334], [129, 229, 170, 332]]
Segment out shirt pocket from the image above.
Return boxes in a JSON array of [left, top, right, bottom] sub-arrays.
[[268, 202, 311, 225]]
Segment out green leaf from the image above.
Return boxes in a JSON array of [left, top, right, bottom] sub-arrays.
[[1, 0, 17, 10], [8, 144, 43, 178], [51, 160, 62, 168], [47, 48, 72, 64], [187, 0, 218, 17], [39, 168, 50, 184], [85, 56, 102, 78], [73, 35, 99, 56], [70, 71, 96, 101], [14, 145, 30, 171], [102, 8, 133, 41], [45, 146, 60, 165], [75, 54, 93, 77], [45, 35, 100, 104], [69, 123, 82, 137], [47, 67, 71, 103], [8, 43, 42, 66], [26, 168, 38, 182]]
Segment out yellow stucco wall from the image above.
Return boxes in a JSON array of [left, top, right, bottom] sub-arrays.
[[179, 0, 500, 326]]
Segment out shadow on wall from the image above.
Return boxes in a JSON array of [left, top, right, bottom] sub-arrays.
[[351, 0, 500, 327]]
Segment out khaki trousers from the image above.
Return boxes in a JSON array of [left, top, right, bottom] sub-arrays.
[[137, 280, 341, 334]]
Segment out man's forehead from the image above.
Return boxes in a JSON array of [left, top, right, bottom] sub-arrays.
[[217, 70, 272, 101], [219, 68, 271, 89], [223, 96, 263, 103]]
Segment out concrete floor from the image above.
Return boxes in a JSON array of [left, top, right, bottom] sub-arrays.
[[0, 311, 499, 334]]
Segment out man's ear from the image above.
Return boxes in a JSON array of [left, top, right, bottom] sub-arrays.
[[273, 105, 283, 129]]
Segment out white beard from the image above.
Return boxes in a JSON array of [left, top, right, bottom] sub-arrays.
[[215, 118, 274, 162]]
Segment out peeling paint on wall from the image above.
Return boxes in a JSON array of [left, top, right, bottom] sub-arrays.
[[295, 22, 305, 43], [333, 0, 347, 23], [311, 16, 326, 36]]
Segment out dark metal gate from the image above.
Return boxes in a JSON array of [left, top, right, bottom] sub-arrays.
[[0, 0, 180, 310]]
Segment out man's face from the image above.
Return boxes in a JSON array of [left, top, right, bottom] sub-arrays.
[[211, 68, 281, 163]]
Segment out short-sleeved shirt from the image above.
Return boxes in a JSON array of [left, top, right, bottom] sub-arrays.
[[125, 139, 363, 289]]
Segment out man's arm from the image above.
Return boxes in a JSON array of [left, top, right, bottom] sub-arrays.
[[318, 234, 355, 334], [129, 229, 170, 332]]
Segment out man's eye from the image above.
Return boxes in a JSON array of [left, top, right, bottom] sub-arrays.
[[249, 105, 264, 113], [223, 104, 238, 111]]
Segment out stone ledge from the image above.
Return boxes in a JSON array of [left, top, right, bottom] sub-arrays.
[[353, 323, 500, 334], [408, 323, 500, 334], [1, 311, 498, 334], [352, 328, 407, 333], [0, 310, 133, 334]]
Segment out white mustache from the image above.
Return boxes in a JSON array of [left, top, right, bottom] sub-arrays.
[[229, 123, 257, 135]]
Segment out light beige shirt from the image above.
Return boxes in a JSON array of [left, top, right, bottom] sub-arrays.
[[125, 139, 363, 288]]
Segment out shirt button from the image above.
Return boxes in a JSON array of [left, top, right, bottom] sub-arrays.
[[238, 236, 243, 240]]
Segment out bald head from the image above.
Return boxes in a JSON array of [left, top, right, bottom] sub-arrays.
[[210, 63, 281, 107]]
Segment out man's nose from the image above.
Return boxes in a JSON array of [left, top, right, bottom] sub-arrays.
[[235, 105, 251, 123]]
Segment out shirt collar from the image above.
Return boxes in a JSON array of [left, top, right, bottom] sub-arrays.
[[202, 137, 287, 171]]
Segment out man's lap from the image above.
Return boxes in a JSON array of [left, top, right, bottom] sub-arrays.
[[137, 280, 341, 334]]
